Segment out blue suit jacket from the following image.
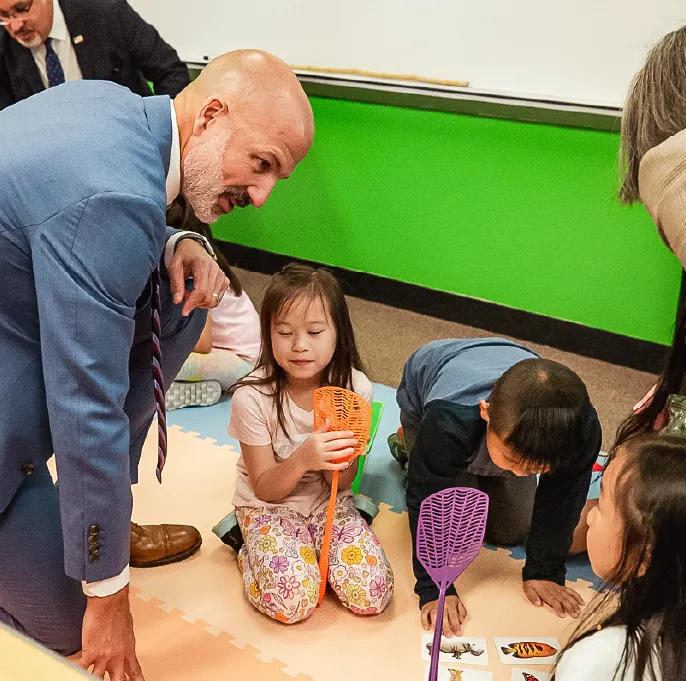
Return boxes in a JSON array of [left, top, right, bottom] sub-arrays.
[[0, 80, 174, 582]]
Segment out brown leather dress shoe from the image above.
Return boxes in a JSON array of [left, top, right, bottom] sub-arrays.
[[130, 522, 202, 568]]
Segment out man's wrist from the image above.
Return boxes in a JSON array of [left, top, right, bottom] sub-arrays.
[[82, 565, 130, 597], [163, 231, 216, 269]]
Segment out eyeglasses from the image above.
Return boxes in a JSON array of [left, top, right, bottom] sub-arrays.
[[0, 0, 34, 26]]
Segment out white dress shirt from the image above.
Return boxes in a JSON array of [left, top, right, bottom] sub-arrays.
[[162, 99, 187, 266], [29, 0, 82, 87], [162, 100, 216, 265]]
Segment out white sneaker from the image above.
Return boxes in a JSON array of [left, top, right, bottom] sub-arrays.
[[166, 380, 222, 410]]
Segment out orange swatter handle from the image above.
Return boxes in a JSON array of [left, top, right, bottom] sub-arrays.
[[317, 470, 339, 605], [313, 387, 372, 605]]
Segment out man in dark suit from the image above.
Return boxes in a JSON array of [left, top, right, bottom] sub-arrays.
[[0, 0, 206, 570], [0, 0, 189, 108]]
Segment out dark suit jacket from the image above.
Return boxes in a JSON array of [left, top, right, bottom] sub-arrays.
[[0, 0, 189, 109]]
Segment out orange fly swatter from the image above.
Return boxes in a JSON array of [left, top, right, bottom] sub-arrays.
[[313, 386, 372, 605]]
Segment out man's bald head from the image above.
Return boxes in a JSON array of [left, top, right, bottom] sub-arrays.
[[194, 52, 308, 107], [175, 50, 314, 223]]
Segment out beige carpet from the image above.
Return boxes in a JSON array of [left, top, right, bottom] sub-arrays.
[[236, 268, 657, 451]]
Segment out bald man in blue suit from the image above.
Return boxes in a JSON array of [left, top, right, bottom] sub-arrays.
[[0, 50, 314, 679]]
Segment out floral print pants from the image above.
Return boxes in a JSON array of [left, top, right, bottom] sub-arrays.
[[236, 497, 394, 623]]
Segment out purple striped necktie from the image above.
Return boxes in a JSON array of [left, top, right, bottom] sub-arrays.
[[151, 267, 167, 482]]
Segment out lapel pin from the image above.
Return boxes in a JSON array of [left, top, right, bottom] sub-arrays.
[[73, 35, 84, 44]]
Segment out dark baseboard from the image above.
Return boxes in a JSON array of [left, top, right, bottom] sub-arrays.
[[218, 241, 667, 374]]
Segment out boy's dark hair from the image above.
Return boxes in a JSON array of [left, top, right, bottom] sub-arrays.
[[488, 358, 591, 472]]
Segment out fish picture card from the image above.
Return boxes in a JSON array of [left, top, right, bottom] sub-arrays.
[[424, 666, 494, 681], [495, 638, 560, 665], [509, 669, 552, 681], [421, 634, 489, 666]]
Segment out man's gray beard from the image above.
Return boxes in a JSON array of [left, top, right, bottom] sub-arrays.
[[16, 34, 44, 48], [181, 129, 229, 224]]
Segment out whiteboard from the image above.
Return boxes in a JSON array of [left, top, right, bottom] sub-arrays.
[[130, 0, 686, 107]]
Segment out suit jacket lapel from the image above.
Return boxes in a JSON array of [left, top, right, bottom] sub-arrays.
[[60, 0, 96, 80], [1, 31, 44, 100]]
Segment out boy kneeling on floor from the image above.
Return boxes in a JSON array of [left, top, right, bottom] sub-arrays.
[[390, 338, 602, 636]]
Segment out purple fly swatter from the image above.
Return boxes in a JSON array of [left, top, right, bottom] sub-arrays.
[[417, 487, 489, 681]]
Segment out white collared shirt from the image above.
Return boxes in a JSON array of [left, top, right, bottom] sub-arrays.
[[162, 99, 191, 266], [29, 0, 82, 88], [166, 100, 181, 205]]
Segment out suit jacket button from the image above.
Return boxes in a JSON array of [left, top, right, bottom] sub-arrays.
[[21, 463, 35, 476]]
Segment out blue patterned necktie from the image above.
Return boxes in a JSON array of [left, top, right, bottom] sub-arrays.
[[151, 268, 167, 482], [45, 38, 65, 88]]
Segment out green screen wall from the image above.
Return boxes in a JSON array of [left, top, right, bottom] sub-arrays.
[[213, 96, 682, 346]]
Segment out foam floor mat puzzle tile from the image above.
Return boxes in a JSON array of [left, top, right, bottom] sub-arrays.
[[129, 587, 313, 681], [131, 426, 598, 681]]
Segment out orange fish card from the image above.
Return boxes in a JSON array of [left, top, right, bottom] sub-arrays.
[[495, 637, 560, 665]]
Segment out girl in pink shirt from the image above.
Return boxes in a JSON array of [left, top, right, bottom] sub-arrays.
[[167, 286, 261, 410], [228, 264, 394, 624]]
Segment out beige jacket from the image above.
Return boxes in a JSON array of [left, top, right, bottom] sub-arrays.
[[639, 128, 686, 267]]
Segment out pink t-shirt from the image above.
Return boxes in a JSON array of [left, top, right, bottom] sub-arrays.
[[229, 368, 374, 517], [210, 290, 261, 364]]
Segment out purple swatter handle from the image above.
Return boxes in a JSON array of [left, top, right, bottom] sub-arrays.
[[428, 588, 447, 681]]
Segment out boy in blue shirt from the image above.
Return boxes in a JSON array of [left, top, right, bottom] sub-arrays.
[[391, 339, 601, 636]]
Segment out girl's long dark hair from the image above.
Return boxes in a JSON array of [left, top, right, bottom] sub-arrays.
[[553, 433, 686, 681], [616, 276, 686, 443], [230, 263, 363, 439]]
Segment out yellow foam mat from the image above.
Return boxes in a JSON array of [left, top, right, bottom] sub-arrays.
[[126, 426, 597, 680], [0, 624, 92, 681]]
